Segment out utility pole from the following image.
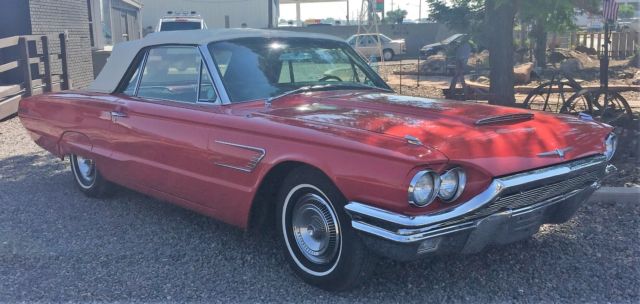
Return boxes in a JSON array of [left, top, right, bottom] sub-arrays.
[[346, 0, 350, 25], [418, 0, 422, 22], [268, 0, 273, 28]]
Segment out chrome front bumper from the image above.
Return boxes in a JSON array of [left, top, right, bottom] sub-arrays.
[[345, 155, 615, 261]]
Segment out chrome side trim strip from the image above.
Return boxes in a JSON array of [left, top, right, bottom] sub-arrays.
[[345, 155, 607, 230], [213, 140, 266, 173]]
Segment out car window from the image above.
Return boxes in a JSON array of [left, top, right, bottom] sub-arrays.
[[208, 37, 389, 103], [137, 46, 202, 103], [199, 61, 217, 102], [122, 59, 143, 96], [159, 21, 202, 31]]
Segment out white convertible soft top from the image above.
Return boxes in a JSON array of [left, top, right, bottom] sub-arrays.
[[88, 28, 344, 94]]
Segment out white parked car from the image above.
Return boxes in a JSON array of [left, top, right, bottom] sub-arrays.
[[157, 11, 207, 32], [346, 34, 406, 61]]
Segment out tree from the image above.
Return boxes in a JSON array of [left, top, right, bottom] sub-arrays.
[[427, 0, 601, 105], [519, 0, 600, 68], [427, 0, 517, 105], [618, 4, 635, 19], [386, 9, 408, 24], [485, 0, 517, 105]]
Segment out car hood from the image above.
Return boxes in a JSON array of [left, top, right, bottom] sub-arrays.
[[254, 91, 611, 176], [421, 42, 442, 50]]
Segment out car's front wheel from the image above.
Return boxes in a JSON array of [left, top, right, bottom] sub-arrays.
[[276, 167, 372, 291], [70, 154, 113, 197], [382, 49, 394, 61]]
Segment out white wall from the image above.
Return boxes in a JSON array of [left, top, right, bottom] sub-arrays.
[[140, 0, 278, 30]]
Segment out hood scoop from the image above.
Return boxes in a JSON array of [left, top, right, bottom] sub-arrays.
[[475, 113, 534, 126]]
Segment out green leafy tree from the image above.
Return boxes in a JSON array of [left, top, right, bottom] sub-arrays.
[[386, 9, 408, 24], [618, 4, 636, 19], [427, 0, 600, 105], [427, 0, 516, 105], [519, 0, 600, 67]]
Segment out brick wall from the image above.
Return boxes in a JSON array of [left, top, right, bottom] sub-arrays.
[[28, 0, 94, 89]]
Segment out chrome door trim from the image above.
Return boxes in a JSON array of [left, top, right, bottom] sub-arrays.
[[199, 44, 231, 104]]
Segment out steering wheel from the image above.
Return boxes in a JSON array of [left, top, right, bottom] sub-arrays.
[[318, 75, 343, 82]]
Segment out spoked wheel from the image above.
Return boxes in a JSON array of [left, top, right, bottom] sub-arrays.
[[563, 89, 634, 124], [523, 81, 583, 113], [70, 154, 113, 197], [277, 167, 372, 291]]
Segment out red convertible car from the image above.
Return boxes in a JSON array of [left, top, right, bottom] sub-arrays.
[[19, 29, 617, 290]]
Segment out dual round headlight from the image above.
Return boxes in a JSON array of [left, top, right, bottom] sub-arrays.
[[604, 133, 617, 161], [408, 168, 467, 207]]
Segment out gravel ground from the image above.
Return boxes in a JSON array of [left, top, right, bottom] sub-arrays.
[[1, 116, 639, 303]]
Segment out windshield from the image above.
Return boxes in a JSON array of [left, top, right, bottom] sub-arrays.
[[207, 37, 390, 102], [442, 34, 464, 44], [160, 21, 202, 31]]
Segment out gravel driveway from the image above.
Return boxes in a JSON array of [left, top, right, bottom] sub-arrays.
[[1, 117, 638, 303]]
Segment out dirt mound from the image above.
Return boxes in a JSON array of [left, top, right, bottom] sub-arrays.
[[548, 48, 597, 68]]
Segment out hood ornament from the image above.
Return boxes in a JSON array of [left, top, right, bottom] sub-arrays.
[[537, 147, 573, 159]]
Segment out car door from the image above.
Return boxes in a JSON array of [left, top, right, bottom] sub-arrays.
[[108, 45, 226, 209]]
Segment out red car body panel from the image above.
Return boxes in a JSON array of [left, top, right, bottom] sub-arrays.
[[18, 90, 612, 227]]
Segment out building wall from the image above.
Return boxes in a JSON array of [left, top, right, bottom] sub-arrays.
[[28, 0, 94, 88], [0, 0, 32, 38], [140, 0, 278, 31]]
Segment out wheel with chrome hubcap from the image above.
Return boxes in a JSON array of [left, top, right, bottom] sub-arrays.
[[277, 167, 372, 291], [70, 154, 113, 197]]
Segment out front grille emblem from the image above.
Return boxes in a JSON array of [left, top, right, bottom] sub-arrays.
[[537, 147, 573, 159]]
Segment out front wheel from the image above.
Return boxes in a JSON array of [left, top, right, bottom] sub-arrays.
[[276, 167, 372, 291], [382, 49, 394, 61], [70, 154, 113, 197]]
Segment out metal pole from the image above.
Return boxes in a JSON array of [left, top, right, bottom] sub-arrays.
[[418, 0, 422, 21], [346, 0, 349, 25], [601, 22, 609, 90], [416, 49, 420, 87]]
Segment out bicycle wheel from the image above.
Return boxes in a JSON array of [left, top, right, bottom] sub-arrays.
[[564, 89, 633, 124], [523, 81, 582, 113]]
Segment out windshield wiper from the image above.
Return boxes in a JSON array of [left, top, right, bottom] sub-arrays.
[[265, 83, 392, 107]]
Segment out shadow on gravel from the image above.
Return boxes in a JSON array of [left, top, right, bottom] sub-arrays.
[[0, 153, 638, 303]]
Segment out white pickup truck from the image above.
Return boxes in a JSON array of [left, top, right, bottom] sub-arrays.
[[157, 11, 207, 32]]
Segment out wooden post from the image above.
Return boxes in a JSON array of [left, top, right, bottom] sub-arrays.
[[570, 32, 576, 49], [589, 33, 595, 49], [611, 32, 619, 59], [59, 32, 71, 90], [596, 33, 602, 55], [18, 37, 33, 97], [41, 35, 52, 92]]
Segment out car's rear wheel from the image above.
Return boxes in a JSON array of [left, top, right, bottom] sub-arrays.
[[70, 154, 113, 197], [276, 167, 372, 291]]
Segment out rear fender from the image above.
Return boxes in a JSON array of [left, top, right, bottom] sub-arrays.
[[58, 131, 93, 160]]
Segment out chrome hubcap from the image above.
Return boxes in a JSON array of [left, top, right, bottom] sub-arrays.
[[75, 156, 95, 182], [291, 193, 340, 264]]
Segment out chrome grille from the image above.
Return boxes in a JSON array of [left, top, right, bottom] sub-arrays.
[[443, 168, 602, 226]]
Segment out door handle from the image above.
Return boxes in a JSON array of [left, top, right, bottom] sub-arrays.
[[110, 111, 127, 122]]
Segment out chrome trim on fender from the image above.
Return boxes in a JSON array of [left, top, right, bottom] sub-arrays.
[[213, 140, 266, 173], [345, 155, 608, 243]]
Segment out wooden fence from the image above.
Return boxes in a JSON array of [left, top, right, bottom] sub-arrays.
[[572, 31, 639, 58], [0, 33, 71, 120]]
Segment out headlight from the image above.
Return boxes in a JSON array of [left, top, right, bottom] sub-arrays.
[[604, 133, 617, 161], [438, 168, 467, 202], [408, 170, 440, 207]]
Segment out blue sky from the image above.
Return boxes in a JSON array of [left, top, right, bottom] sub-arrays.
[[279, 0, 429, 22]]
